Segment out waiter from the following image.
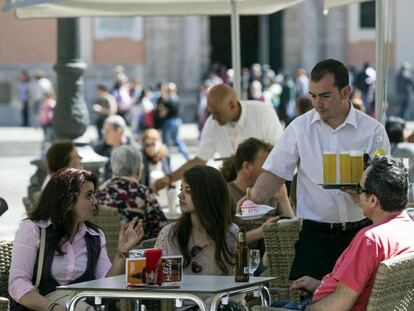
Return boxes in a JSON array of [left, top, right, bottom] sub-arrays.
[[238, 59, 390, 280], [152, 83, 284, 193]]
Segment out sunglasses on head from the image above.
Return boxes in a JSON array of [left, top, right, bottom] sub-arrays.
[[190, 245, 203, 273]]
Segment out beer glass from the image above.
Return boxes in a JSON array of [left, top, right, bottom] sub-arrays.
[[350, 151, 364, 183], [339, 152, 351, 184], [323, 151, 337, 184]]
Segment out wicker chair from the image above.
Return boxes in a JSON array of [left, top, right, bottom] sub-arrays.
[[91, 205, 121, 259], [0, 240, 13, 311], [0, 297, 9, 311], [262, 219, 302, 301], [366, 252, 414, 310], [252, 252, 414, 311]]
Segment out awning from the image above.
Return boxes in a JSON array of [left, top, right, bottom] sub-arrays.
[[3, 0, 304, 19]]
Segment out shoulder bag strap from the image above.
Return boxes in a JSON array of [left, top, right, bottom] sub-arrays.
[[34, 227, 46, 288]]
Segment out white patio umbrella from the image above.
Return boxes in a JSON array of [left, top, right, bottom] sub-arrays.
[[324, 0, 389, 125], [3, 0, 305, 97]]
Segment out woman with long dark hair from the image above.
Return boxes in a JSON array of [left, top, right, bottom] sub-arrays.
[[9, 168, 144, 311], [155, 165, 244, 310]]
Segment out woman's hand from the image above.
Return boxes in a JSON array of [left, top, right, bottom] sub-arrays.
[[117, 217, 144, 253]]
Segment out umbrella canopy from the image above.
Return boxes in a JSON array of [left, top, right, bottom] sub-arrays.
[[3, 0, 304, 97], [324, 0, 371, 10], [3, 0, 304, 19]]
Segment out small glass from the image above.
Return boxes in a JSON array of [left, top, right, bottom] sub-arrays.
[[248, 249, 260, 277]]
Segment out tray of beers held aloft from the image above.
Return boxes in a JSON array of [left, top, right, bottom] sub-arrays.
[[320, 150, 365, 190]]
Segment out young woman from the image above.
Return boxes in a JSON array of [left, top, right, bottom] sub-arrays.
[[155, 165, 244, 310], [9, 168, 144, 311]]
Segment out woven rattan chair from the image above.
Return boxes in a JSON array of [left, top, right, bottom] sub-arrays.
[[91, 205, 121, 259], [253, 252, 414, 311], [0, 297, 9, 311], [262, 219, 302, 301], [0, 240, 13, 298], [366, 252, 414, 310]]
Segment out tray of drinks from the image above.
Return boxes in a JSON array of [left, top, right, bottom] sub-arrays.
[[319, 183, 358, 190]]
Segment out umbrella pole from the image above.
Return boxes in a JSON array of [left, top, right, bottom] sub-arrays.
[[375, 0, 387, 125], [230, 0, 241, 98]]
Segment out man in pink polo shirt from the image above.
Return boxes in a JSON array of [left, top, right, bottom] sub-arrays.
[[281, 156, 414, 311]]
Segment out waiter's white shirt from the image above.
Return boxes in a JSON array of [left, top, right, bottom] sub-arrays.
[[197, 100, 284, 161], [263, 105, 390, 223]]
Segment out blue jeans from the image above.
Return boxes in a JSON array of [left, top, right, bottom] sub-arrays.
[[271, 297, 313, 310], [162, 118, 190, 160]]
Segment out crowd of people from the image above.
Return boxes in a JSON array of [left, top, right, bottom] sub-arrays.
[[8, 58, 414, 311]]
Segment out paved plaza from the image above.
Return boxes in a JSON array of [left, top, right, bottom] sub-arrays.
[[0, 123, 199, 240]]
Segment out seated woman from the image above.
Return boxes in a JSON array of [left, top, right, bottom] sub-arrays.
[[140, 128, 172, 187], [9, 168, 144, 311], [98, 145, 167, 239], [155, 165, 244, 310], [221, 138, 295, 246]]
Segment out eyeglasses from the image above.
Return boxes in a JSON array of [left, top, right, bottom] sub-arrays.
[[190, 245, 203, 273], [357, 183, 372, 195], [144, 143, 156, 148]]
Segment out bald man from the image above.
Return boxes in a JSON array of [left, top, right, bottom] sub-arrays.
[[153, 84, 283, 192]]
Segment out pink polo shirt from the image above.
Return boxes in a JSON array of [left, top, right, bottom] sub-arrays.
[[9, 219, 112, 302], [313, 212, 414, 311]]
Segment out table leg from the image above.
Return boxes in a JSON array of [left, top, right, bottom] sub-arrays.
[[66, 290, 208, 311]]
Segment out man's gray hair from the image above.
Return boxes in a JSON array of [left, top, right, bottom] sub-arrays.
[[105, 115, 127, 132], [111, 145, 142, 177]]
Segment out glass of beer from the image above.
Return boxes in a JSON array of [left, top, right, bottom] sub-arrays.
[[339, 152, 351, 184], [323, 151, 337, 184], [350, 151, 364, 183]]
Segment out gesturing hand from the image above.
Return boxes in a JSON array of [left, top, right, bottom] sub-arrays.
[[117, 217, 144, 253]]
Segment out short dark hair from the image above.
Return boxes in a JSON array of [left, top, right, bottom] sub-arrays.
[[235, 138, 272, 171], [385, 120, 405, 144], [220, 138, 272, 182], [364, 156, 408, 212], [310, 59, 349, 91], [46, 140, 76, 173]]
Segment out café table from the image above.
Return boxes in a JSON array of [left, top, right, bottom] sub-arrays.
[[58, 274, 275, 311]]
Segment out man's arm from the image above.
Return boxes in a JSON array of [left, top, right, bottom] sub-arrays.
[[236, 170, 285, 213], [152, 157, 207, 193], [306, 283, 360, 311]]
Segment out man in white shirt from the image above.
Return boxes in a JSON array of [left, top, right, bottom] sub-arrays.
[[238, 59, 390, 280], [152, 83, 284, 193]]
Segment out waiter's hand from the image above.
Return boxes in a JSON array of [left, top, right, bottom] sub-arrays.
[[152, 176, 170, 195]]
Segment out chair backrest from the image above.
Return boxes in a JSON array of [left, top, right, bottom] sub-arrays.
[[91, 205, 120, 259], [0, 240, 13, 299], [367, 252, 414, 311], [0, 297, 9, 311], [263, 219, 302, 301]]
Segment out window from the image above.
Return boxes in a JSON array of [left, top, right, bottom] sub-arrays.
[[94, 17, 143, 41], [360, 1, 375, 28]]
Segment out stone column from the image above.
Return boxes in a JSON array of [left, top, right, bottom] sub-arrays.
[[53, 18, 89, 140]]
